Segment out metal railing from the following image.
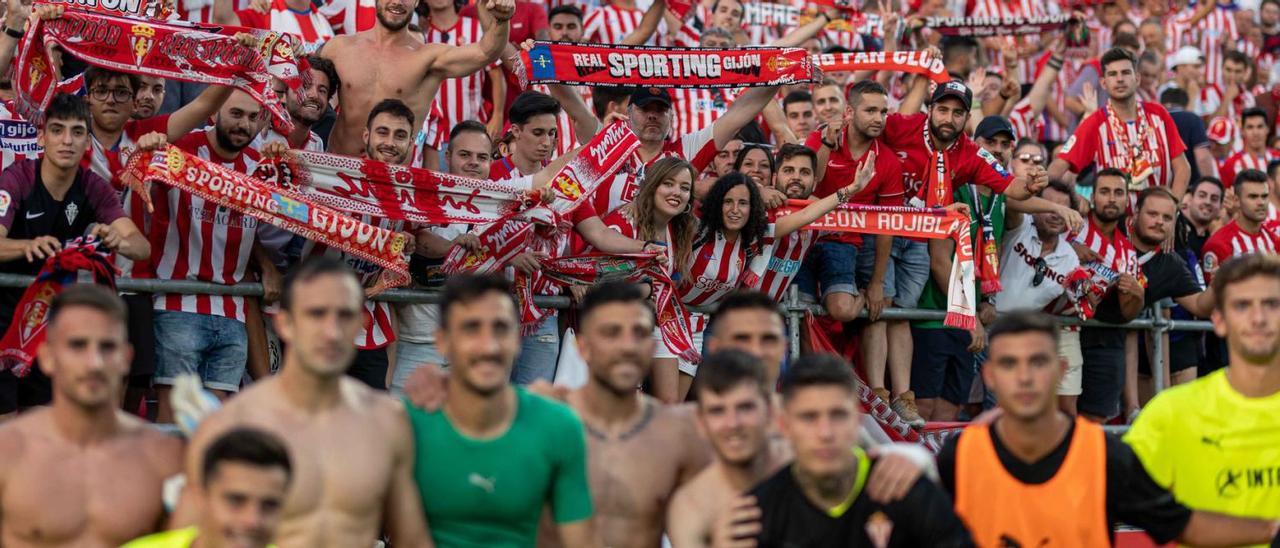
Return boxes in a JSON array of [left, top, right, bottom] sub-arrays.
[[0, 273, 1215, 393]]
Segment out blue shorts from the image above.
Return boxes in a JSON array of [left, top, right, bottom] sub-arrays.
[[855, 237, 930, 308], [512, 316, 559, 385], [153, 310, 248, 392], [910, 326, 975, 404], [795, 240, 859, 300], [390, 339, 447, 397]]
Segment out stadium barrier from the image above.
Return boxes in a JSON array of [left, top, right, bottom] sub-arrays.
[[0, 274, 1212, 396]]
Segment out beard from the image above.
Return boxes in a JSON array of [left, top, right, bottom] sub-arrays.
[[376, 5, 411, 31], [929, 119, 959, 143], [1135, 227, 1165, 248], [1094, 205, 1125, 224], [215, 125, 253, 153], [367, 144, 409, 165]]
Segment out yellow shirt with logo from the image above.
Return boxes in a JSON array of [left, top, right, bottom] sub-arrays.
[[1125, 368, 1280, 546]]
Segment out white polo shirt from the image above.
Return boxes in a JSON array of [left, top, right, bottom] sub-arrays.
[[992, 214, 1081, 313]]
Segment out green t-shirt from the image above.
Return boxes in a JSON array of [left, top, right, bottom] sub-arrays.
[[915, 185, 1006, 329], [407, 387, 593, 547]]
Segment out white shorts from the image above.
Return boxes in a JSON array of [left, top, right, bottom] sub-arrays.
[[677, 324, 706, 376], [653, 325, 676, 359], [1058, 328, 1084, 396]]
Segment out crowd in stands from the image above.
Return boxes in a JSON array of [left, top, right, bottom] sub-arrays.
[[0, 0, 1278, 544]]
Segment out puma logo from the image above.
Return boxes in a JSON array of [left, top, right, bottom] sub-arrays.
[[468, 473, 496, 494]]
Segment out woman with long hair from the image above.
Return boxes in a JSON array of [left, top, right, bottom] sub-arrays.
[[673, 153, 879, 398]]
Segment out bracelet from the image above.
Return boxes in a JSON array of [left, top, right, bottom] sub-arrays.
[[836, 188, 852, 204], [817, 11, 830, 22], [1047, 60, 1063, 71], [3, 26, 22, 39]]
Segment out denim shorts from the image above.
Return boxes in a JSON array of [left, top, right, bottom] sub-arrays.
[[153, 310, 248, 392], [390, 339, 447, 397], [512, 316, 559, 385], [854, 237, 930, 308], [795, 240, 859, 300]]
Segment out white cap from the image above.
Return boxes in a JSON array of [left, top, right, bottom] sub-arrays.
[[1167, 46, 1204, 70]]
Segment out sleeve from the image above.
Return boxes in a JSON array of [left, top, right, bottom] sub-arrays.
[[1106, 435, 1193, 544], [682, 125, 717, 172], [1058, 116, 1101, 173], [1219, 157, 1238, 189], [526, 3, 548, 36], [85, 173, 127, 224], [1183, 113, 1209, 150], [582, 8, 606, 44], [234, 8, 269, 29], [568, 199, 598, 225], [966, 144, 1012, 193], [1199, 232, 1227, 280], [1122, 393, 1177, 490], [318, 0, 348, 32], [935, 433, 959, 500], [551, 404, 594, 524], [888, 475, 975, 547], [132, 113, 171, 140], [0, 164, 27, 231], [1159, 257, 1202, 300], [1158, 108, 1187, 158]]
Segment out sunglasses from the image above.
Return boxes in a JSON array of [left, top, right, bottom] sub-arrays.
[[1017, 153, 1046, 164], [1032, 257, 1048, 287]]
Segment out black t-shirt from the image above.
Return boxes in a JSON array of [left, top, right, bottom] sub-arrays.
[[1174, 213, 1210, 261], [936, 421, 1193, 545], [1082, 290, 1128, 348], [1169, 110, 1208, 184], [1141, 250, 1201, 305], [750, 458, 974, 548]]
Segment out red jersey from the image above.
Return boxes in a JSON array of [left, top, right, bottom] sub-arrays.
[[1057, 102, 1187, 190], [1072, 216, 1140, 278], [672, 88, 738, 136], [151, 130, 262, 322], [236, 0, 335, 47], [597, 207, 676, 275], [300, 215, 403, 349], [459, 0, 547, 44], [879, 112, 1011, 202], [591, 124, 717, 218], [82, 114, 171, 279], [680, 231, 751, 332], [1219, 149, 1280, 188], [1194, 7, 1239, 87], [1201, 219, 1280, 280], [583, 4, 646, 45], [805, 132, 906, 246]]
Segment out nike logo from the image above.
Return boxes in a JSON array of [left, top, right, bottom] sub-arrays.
[[24, 211, 43, 219], [468, 473, 496, 493], [1201, 435, 1223, 449]]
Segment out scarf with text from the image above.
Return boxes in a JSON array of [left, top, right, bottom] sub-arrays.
[[0, 237, 117, 377], [523, 253, 699, 363], [1105, 101, 1157, 188], [252, 150, 541, 226], [923, 14, 1073, 36], [516, 41, 818, 89], [812, 50, 950, 83], [765, 201, 976, 329], [124, 146, 411, 291], [14, 6, 298, 129]]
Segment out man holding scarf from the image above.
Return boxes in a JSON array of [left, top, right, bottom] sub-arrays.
[[1050, 47, 1191, 204]]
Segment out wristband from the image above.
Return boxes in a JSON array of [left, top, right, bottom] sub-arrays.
[[821, 138, 837, 149], [3, 26, 22, 39]]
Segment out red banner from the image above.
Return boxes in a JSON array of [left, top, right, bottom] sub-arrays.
[[518, 41, 818, 89], [125, 146, 410, 291], [812, 50, 950, 83], [924, 14, 1072, 37], [14, 7, 293, 129]]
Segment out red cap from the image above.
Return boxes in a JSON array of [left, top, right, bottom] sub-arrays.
[[1207, 116, 1235, 145]]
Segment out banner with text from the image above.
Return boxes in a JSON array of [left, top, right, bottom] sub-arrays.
[[519, 41, 818, 89], [924, 14, 1073, 37], [812, 50, 949, 83]]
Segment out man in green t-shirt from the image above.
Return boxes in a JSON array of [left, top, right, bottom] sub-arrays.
[[407, 274, 596, 547], [125, 428, 292, 548]]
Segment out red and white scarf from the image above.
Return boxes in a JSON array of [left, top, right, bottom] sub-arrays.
[[812, 51, 950, 84], [924, 14, 1072, 36], [515, 41, 818, 89], [1105, 100, 1157, 188]]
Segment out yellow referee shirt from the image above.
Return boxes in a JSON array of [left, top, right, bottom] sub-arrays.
[[1125, 369, 1280, 546]]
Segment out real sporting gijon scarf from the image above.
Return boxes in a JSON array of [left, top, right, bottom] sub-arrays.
[[124, 146, 411, 291], [516, 41, 818, 89]]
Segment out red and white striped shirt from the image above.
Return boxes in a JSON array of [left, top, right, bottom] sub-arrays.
[[966, 0, 1055, 82], [82, 115, 171, 279], [300, 215, 404, 349], [1218, 149, 1280, 188], [1057, 102, 1187, 190], [1072, 216, 1140, 278], [236, 0, 335, 48], [152, 130, 261, 321], [750, 226, 817, 302], [583, 4, 645, 45], [671, 88, 738, 136], [423, 16, 491, 136], [599, 207, 676, 274], [1201, 219, 1279, 280], [172, 0, 215, 23], [411, 103, 447, 169], [1193, 7, 1238, 87], [1007, 98, 1043, 142], [592, 125, 717, 217], [319, 0, 375, 35], [680, 230, 751, 332]]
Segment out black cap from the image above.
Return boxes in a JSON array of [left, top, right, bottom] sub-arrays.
[[975, 115, 1015, 140], [631, 87, 673, 109], [929, 80, 973, 111]]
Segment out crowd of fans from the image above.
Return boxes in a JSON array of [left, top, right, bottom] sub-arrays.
[[0, 0, 1278, 544]]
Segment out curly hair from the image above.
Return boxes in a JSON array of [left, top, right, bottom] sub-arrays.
[[696, 173, 768, 260], [624, 157, 697, 280]]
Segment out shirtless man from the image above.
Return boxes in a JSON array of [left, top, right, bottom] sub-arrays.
[[0, 284, 184, 547], [320, 0, 515, 156], [550, 281, 710, 548], [667, 350, 789, 548], [174, 258, 429, 548]]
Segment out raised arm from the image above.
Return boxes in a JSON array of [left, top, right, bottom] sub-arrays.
[[898, 72, 932, 115], [0, 0, 30, 74], [770, 9, 834, 48], [775, 150, 876, 237], [712, 84, 780, 149], [429, 0, 514, 80], [165, 34, 262, 141], [620, 0, 665, 46]]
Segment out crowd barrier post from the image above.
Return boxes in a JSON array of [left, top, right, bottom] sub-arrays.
[[1150, 300, 1167, 393]]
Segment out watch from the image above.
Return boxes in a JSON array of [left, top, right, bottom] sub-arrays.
[[3, 26, 22, 39]]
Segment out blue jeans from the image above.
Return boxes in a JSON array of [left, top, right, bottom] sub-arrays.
[[795, 240, 860, 301], [855, 237, 930, 308], [512, 317, 559, 385], [390, 340, 447, 397], [153, 310, 248, 392]]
